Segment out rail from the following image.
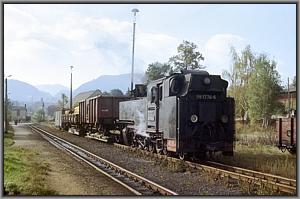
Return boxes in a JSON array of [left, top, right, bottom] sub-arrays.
[[113, 143, 296, 195], [29, 124, 178, 196]]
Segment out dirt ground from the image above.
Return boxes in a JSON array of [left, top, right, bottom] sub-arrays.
[[12, 123, 133, 196]]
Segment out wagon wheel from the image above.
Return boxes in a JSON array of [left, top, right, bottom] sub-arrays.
[[287, 148, 296, 155], [280, 147, 287, 153]]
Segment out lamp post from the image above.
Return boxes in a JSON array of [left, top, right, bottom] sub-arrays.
[[69, 66, 74, 111], [5, 75, 12, 132], [130, 8, 139, 94]]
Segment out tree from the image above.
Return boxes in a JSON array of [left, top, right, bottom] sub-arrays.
[[222, 45, 255, 121], [247, 54, 283, 127], [32, 108, 45, 122], [58, 93, 68, 109], [102, 91, 111, 96], [110, 89, 124, 96], [168, 40, 204, 71], [145, 62, 171, 81]]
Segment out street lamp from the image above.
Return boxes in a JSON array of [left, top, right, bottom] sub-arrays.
[[130, 8, 139, 94], [69, 66, 74, 111], [5, 75, 12, 132]]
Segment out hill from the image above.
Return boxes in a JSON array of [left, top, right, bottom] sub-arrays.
[[74, 73, 145, 95], [36, 84, 69, 96], [7, 79, 54, 103]]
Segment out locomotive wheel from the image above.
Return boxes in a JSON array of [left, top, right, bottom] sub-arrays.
[[149, 143, 156, 153], [115, 135, 121, 143], [179, 152, 186, 160], [162, 148, 168, 155], [198, 152, 206, 160], [155, 146, 163, 154]]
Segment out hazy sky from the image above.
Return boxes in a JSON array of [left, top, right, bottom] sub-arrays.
[[4, 4, 296, 89]]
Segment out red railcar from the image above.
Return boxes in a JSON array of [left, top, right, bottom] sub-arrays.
[[277, 117, 296, 154], [78, 95, 131, 140], [87, 95, 131, 125]]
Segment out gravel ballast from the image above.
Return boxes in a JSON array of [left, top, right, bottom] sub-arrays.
[[37, 124, 254, 195]]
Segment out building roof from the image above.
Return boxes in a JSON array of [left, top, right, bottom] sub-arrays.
[[281, 85, 296, 93], [65, 89, 101, 108]]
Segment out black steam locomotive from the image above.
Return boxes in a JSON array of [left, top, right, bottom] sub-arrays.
[[56, 70, 235, 159]]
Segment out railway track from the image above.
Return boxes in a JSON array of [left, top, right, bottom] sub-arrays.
[[204, 161, 296, 193], [35, 124, 296, 195], [28, 124, 178, 196], [112, 143, 296, 195]]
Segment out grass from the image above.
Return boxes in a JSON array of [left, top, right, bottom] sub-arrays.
[[4, 128, 56, 195], [214, 123, 296, 179]]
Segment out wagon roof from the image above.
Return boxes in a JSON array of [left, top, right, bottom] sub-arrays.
[[67, 89, 101, 106], [281, 85, 296, 93], [87, 95, 131, 100]]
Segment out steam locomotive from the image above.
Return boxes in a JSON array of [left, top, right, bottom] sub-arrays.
[[55, 70, 235, 159]]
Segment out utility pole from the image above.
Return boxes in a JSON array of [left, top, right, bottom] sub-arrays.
[[41, 97, 44, 121], [70, 66, 74, 111], [288, 77, 290, 117], [5, 75, 12, 132], [131, 8, 139, 95]]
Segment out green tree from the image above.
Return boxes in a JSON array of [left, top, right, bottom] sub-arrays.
[[168, 40, 204, 71], [222, 45, 255, 121], [145, 62, 171, 81], [110, 89, 124, 96], [247, 54, 283, 127], [32, 108, 45, 122], [58, 93, 68, 109], [102, 91, 111, 96]]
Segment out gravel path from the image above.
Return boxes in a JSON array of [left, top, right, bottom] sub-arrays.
[[12, 123, 133, 195], [38, 124, 245, 195]]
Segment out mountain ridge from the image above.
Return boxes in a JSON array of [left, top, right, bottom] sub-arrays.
[[8, 73, 146, 103]]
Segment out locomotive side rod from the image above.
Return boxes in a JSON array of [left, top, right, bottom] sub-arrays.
[[29, 124, 178, 196]]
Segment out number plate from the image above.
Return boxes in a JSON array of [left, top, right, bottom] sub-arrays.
[[196, 94, 217, 100]]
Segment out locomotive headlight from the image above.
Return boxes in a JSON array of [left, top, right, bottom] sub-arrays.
[[221, 115, 228, 123], [190, 114, 198, 123], [203, 77, 211, 85]]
